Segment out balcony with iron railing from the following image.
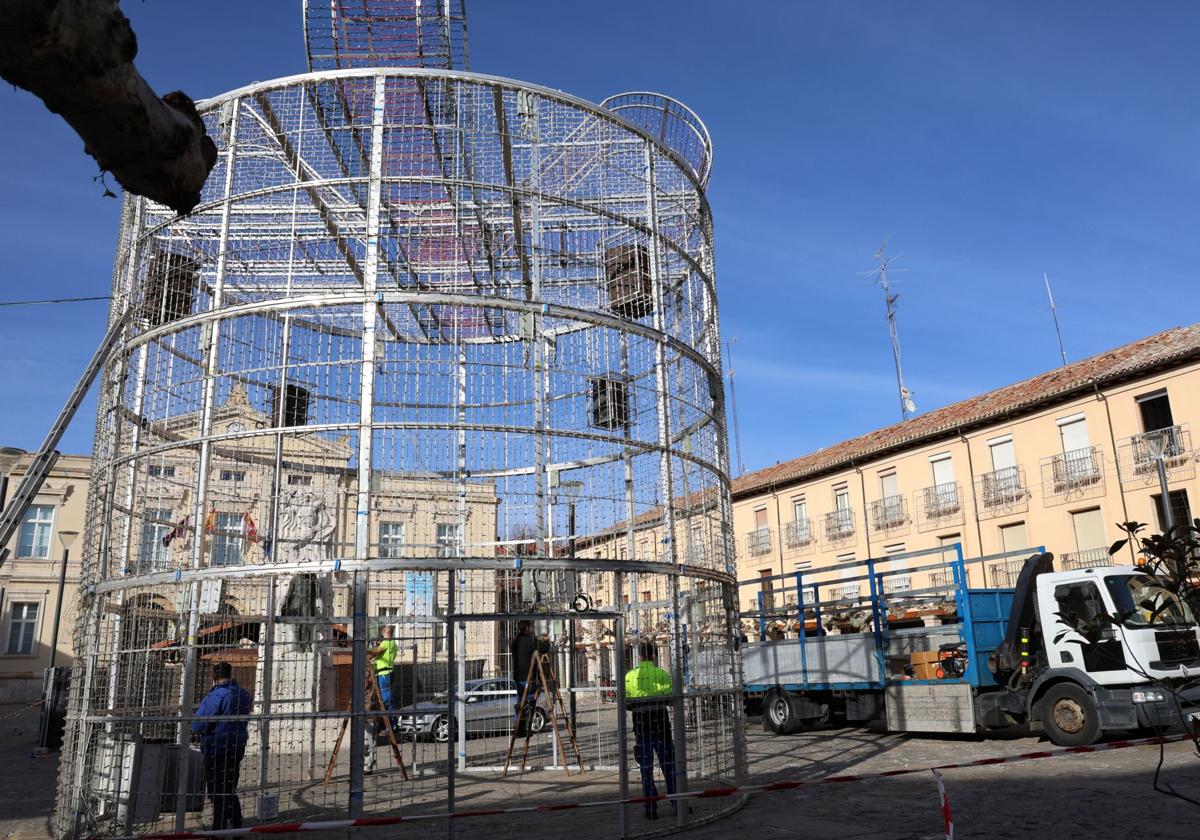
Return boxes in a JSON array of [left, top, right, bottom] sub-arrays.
[[784, 518, 814, 550], [746, 527, 772, 556], [868, 495, 909, 535], [976, 466, 1029, 519], [1118, 424, 1195, 487], [916, 481, 963, 531], [1059, 546, 1112, 571], [1041, 445, 1104, 505], [823, 508, 855, 543]]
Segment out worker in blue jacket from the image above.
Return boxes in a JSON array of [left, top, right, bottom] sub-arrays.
[[191, 661, 252, 830]]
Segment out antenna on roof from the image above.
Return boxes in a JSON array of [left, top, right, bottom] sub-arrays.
[[1044, 273, 1068, 367], [861, 242, 916, 421], [725, 338, 746, 476]]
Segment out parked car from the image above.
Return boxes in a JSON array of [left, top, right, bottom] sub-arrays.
[[396, 678, 547, 743]]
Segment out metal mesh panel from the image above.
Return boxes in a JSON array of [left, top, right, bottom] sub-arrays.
[[55, 67, 742, 838]]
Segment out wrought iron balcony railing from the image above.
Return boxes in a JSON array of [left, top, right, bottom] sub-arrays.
[[784, 518, 813, 549], [922, 481, 961, 516], [1118, 425, 1195, 487], [981, 466, 1024, 506], [1041, 445, 1104, 504], [975, 465, 1029, 519], [823, 508, 855, 542], [869, 495, 909, 533], [746, 527, 772, 556], [1059, 546, 1112, 571], [916, 481, 963, 530]]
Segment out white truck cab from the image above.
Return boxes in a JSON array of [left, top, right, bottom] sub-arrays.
[[1039, 565, 1200, 685], [1027, 564, 1200, 744]]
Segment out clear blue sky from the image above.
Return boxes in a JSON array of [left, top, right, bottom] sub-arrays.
[[2, 2, 1197, 472]]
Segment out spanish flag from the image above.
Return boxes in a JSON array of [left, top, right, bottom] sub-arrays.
[[203, 508, 217, 534], [242, 511, 259, 544]]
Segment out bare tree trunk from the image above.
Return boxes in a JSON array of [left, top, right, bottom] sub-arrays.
[[0, 0, 217, 215]]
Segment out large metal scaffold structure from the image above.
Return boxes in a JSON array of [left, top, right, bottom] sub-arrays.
[[55, 3, 743, 837]]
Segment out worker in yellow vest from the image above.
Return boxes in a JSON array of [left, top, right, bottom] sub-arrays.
[[369, 623, 399, 725], [624, 638, 677, 820]]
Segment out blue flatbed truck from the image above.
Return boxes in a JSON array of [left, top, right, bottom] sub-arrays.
[[740, 546, 1200, 746]]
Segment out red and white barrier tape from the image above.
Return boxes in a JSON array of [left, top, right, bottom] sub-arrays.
[[0, 698, 44, 722], [98, 732, 1195, 839]]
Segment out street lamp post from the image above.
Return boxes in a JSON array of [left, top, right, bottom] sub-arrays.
[[38, 529, 78, 751], [47, 530, 79, 671]]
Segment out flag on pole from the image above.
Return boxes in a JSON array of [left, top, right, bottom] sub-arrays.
[[162, 515, 190, 548], [203, 508, 217, 534], [242, 511, 259, 545], [932, 769, 954, 840]]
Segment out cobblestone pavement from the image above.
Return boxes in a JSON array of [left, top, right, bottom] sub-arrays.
[[2, 704, 1198, 839]]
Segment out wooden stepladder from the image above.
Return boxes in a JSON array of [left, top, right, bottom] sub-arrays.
[[502, 651, 584, 776], [323, 669, 409, 782]]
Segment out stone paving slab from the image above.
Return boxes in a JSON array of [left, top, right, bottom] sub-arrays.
[[2, 704, 1198, 840]]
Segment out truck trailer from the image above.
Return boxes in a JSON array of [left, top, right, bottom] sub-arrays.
[[740, 546, 1200, 746]]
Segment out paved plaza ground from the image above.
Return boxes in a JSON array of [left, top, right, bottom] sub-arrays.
[[2, 702, 1198, 839]]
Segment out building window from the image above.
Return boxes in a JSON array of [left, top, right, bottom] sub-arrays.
[[792, 497, 807, 522], [883, 575, 912, 594], [148, 465, 176, 479], [990, 522, 1029, 586], [1152, 490, 1192, 532], [379, 521, 405, 559], [883, 542, 906, 555], [6, 602, 40, 655], [286, 474, 312, 486], [1070, 508, 1106, 552], [1057, 415, 1097, 479], [879, 470, 899, 498], [793, 559, 813, 571], [938, 533, 962, 558], [999, 522, 1028, 555], [833, 484, 850, 511], [219, 469, 246, 483], [988, 436, 1016, 472], [436, 523, 462, 558], [210, 512, 244, 566], [138, 507, 172, 572], [17, 505, 54, 559], [1137, 390, 1174, 433]]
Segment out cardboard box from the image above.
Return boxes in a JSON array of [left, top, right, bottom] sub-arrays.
[[910, 650, 940, 666], [912, 662, 940, 680]]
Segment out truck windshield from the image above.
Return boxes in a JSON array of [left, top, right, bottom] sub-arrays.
[[1104, 574, 1195, 627]]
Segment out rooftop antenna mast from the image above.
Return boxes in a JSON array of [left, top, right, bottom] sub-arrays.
[[867, 242, 916, 421], [725, 338, 746, 476], [1044, 272, 1068, 367]]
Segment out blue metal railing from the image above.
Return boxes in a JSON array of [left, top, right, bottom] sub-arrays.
[[738, 544, 1046, 689]]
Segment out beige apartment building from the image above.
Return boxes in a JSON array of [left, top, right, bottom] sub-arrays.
[[577, 325, 1200, 637], [0, 453, 90, 702], [731, 324, 1200, 618]]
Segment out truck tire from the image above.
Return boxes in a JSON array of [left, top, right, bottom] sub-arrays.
[[765, 689, 802, 735], [1039, 683, 1100, 747]]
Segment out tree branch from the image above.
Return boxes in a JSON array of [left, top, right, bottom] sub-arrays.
[[0, 0, 217, 215]]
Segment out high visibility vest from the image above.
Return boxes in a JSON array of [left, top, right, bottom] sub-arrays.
[[625, 661, 671, 699], [374, 638, 398, 675]]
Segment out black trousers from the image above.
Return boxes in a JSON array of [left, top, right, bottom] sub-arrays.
[[203, 747, 245, 830]]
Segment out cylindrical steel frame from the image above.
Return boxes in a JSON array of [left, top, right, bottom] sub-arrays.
[[55, 66, 743, 838]]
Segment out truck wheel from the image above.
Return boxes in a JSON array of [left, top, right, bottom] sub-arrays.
[[765, 689, 802, 735], [1039, 683, 1101, 747]]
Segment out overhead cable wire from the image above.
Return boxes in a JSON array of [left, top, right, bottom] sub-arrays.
[[0, 296, 111, 308]]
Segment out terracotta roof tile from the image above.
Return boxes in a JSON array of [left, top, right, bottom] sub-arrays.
[[731, 324, 1200, 499]]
